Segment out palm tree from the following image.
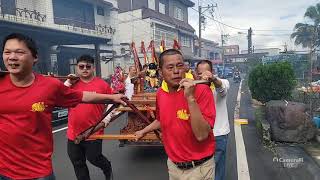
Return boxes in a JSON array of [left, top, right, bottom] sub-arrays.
[[291, 3, 320, 49], [291, 23, 316, 48], [291, 3, 320, 82]]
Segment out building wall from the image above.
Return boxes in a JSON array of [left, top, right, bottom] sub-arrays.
[[117, 9, 153, 71], [179, 33, 193, 57], [168, 0, 188, 22], [118, 0, 148, 13], [194, 39, 221, 60], [224, 45, 239, 55], [241, 48, 280, 56], [15, 0, 54, 24], [53, 0, 95, 29], [118, 9, 153, 44], [157, 0, 169, 15], [1, 0, 118, 77], [154, 22, 177, 48], [94, 5, 110, 26]]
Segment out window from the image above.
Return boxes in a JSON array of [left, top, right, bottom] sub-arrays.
[[53, 0, 95, 30], [181, 35, 191, 48], [154, 28, 177, 48], [1, 0, 16, 15], [174, 6, 183, 21], [97, 6, 104, 16], [159, 2, 165, 14], [148, 0, 155, 10]]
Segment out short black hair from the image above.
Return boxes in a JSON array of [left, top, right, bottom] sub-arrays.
[[77, 54, 95, 64], [196, 60, 213, 72], [2, 33, 38, 58], [158, 49, 183, 68]]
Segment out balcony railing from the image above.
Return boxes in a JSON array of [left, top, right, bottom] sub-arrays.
[[16, 7, 46, 22], [54, 17, 116, 35], [0, 6, 115, 39]]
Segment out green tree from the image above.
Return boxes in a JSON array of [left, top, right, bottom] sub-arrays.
[[291, 3, 320, 48], [248, 62, 296, 103]]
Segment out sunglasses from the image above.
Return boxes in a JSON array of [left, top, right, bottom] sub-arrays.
[[78, 64, 92, 70]]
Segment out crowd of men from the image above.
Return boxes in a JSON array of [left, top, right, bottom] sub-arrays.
[[0, 33, 234, 180]]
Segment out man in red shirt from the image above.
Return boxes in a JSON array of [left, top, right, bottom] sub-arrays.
[[0, 33, 125, 180], [135, 49, 216, 179], [64, 55, 113, 180]]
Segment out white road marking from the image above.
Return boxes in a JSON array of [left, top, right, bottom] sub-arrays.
[[52, 126, 68, 134], [234, 80, 251, 180]]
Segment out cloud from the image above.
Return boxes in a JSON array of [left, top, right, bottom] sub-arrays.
[[280, 14, 298, 20], [188, 0, 318, 52]]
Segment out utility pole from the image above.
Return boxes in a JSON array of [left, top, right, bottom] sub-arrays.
[[221, 34, 229, 69], [198, 6, 202, 57], [221, 34, 225, 69], [198, 4, 217, 57], [248, 27, 253, 54]]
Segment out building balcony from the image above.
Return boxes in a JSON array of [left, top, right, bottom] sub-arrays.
[[0, 6, 115, 39]]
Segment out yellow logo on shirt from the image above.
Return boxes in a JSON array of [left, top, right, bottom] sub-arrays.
[[31, 102, 46, 112], [177, 109, 190, 121]]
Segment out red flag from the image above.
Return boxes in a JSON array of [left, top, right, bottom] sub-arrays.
[[173, 39, 181, 50], [148, 40, 158, 64], [141, 41, 148, 64], [131, 42, 142, 72]]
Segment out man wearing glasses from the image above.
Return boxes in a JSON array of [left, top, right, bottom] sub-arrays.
[[64, 55, 113, 180]]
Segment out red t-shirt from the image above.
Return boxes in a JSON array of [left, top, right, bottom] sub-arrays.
[[67, 77, 112, 141], [156, 84, 216, 162], [0, 73, 83, 179]]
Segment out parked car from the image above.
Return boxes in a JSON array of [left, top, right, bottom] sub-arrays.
[[223, 67, 234, 78], [52, 107, 68, 126]]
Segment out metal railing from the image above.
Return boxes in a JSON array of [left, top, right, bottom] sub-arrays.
[[0, 6, 115, 39], [16, 7, 46, 22]]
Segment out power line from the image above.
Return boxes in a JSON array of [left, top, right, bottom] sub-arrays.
[[215, 4, 227, 33], [191, 7, 247, 30], [253, 34, 292, 36], [191, 4, 293, 32], [254, 29, 293, 32]]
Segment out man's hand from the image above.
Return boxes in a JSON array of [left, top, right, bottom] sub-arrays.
[[111, 94, 127, 105], [199, 70, 213, 81], [64, 74, 79, 87], [134, 130, 145, 141], [179, 78, 195, 100]]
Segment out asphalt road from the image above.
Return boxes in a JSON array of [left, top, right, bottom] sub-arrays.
[[52, 114, 168, 180]]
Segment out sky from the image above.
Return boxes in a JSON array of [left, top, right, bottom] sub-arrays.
[[188, 0, 319, 52]]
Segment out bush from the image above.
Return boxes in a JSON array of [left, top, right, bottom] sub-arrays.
[[248, 62, 296, 103]]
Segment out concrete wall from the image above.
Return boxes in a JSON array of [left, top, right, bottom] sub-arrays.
[[117, 9, 153, 44], [16, 0, 54, 24]]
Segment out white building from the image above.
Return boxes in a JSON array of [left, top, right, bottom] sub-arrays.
[[116, 0, 196, 70], [241, 48, 281, 56], [0, 0, 118, 77]]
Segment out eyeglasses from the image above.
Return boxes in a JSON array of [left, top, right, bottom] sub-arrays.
[[78, 64, 92, 70]]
